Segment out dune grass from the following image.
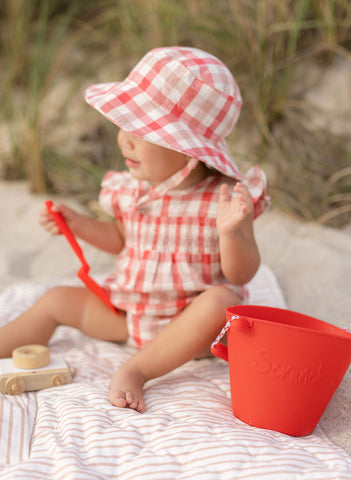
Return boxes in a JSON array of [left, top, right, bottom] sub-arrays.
[[0, 0, 350, 226]]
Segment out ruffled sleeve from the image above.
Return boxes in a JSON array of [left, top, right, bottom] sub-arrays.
[[242, 165, 271, 219], [98, 171, 128, 222]]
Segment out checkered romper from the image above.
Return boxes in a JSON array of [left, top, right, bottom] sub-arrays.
[[99, 166, 268, 349]]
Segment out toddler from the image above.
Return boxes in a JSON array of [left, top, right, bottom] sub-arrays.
[[0, 47, 269, 412]]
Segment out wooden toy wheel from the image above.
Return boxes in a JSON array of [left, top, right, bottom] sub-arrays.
[[51, 374, 65, 387], [5, 375, 25, 395], [12, 345, 50, 369]]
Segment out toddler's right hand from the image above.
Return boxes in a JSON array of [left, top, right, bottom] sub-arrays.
[[38, 203, 78, 236]]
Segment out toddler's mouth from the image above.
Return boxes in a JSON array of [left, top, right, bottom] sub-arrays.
[[125, 158, 140, 168]]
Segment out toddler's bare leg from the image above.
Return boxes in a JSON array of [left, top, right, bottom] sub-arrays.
[[0, 286, 127, 358], [109, 286, 239, 412]]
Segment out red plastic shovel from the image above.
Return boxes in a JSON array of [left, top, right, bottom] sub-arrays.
[[45, 200, 118, 315]]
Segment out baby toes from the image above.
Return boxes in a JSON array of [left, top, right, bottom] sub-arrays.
[[126, 392, 146, 413], [109, 391, 128, 408]]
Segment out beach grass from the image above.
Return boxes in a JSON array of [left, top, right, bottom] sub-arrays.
[[0, 0, 350, 225]]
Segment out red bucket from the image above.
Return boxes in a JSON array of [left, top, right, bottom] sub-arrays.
[[211, 305, 351, 436]]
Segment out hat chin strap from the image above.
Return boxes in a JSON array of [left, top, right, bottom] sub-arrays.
[[136, 157, 199, 207]]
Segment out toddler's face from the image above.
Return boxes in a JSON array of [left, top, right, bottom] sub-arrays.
[[117, 129, 189, 185]]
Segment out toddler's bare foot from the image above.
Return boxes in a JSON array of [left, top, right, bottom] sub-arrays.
[[109, 363, 146, 413]]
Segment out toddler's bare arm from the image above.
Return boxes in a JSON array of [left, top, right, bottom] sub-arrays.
[[39, 203, 125, 255], [217, 182, 260, 285]]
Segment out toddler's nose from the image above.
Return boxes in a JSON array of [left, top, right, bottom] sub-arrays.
[[117, 129, 134, 151]]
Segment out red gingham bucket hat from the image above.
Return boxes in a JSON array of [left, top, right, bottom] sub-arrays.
[[85, 46, 244, 180]]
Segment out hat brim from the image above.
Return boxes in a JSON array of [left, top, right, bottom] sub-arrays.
[[85, 80, 243, 180]]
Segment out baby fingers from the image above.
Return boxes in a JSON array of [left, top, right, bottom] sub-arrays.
[[38, 209, 61, 235], [234, 183, 253, 213]]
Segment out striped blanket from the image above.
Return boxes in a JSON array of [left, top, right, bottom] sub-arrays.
[[1, 265, 351, 479]]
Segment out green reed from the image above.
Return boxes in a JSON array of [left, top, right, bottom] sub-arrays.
[[0, 0, 350, 225]]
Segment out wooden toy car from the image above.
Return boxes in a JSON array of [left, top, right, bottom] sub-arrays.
[[0, 345, 75, 395]]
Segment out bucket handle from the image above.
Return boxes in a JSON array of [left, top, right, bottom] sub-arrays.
[[211, 314, 253, 361]]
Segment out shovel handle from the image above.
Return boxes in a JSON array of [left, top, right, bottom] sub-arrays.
[[45, 201, 89, 270], [45, 200, 118, 315]]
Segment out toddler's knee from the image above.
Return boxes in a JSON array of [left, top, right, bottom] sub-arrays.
[[38, 286, 73, 316], [200, 286, 240, 317], [41, 286, 65, 304]]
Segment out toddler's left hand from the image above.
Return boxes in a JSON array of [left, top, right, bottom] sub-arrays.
[[216, 182, 253, 236]]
